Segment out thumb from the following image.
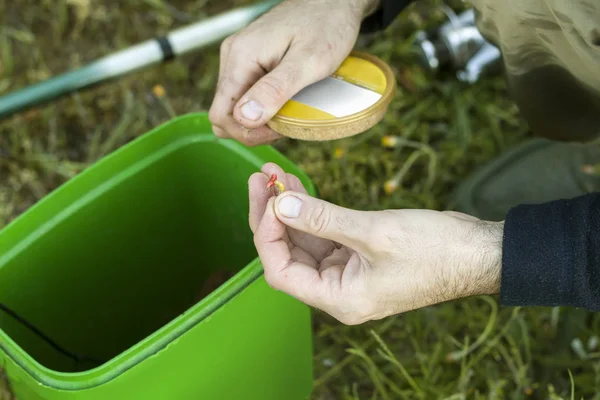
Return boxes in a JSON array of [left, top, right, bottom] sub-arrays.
[[233, 56, 326, 129], [274, 191, 370, 251]]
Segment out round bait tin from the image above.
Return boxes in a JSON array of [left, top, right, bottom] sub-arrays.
[[268, 51, 396, 141]]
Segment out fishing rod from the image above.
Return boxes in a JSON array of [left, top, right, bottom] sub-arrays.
[[0, 1, 281, 120]]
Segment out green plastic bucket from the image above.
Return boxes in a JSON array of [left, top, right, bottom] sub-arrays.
[[0, 113, 315, 399]]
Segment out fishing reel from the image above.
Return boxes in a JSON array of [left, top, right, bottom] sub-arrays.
[[413, 7, 502, 83]]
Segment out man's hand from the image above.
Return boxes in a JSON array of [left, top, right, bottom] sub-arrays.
[[249, 163, 504, 325], [209, 0, 378, 146]]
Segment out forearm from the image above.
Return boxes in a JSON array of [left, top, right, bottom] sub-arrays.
[[441, 218, 503, 302], [472, 220, 504, 297]]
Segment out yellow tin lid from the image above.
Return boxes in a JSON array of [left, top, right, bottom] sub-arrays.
[[267, 51, 396, 141]]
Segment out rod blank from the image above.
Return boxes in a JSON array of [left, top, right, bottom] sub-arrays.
[[0, 1, 279, 120]]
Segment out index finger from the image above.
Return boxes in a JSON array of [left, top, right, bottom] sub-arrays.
[[209, 45, 281, 145], [249, 163, 299, 233]]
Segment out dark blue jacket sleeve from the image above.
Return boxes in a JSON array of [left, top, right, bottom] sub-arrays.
[[501, 193, 600, 311], [361, 0, 414, 33]]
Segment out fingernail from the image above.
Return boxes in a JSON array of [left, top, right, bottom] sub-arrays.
[[278, 195, 302, 218], [240, 100, 263, 121]]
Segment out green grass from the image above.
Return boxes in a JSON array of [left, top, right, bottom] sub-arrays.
[[2, 0, 600, 399]]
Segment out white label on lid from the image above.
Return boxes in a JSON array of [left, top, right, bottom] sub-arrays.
[[290, 77, 382, 118]]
